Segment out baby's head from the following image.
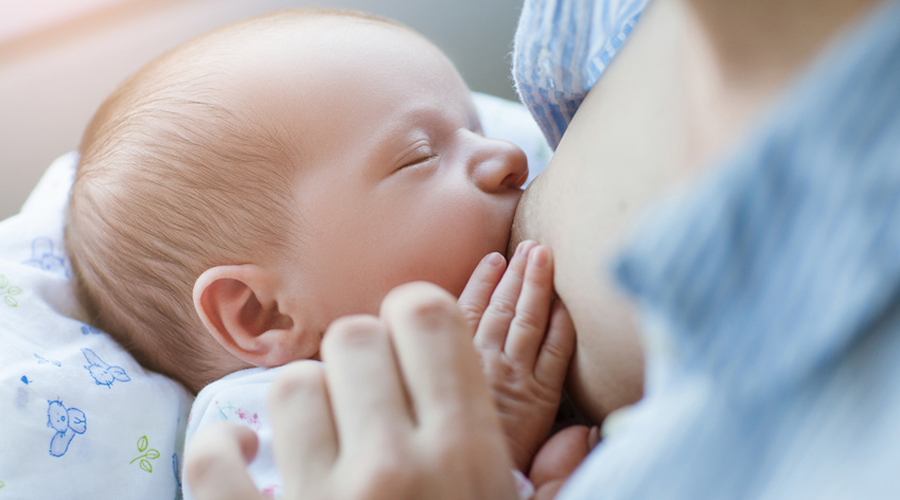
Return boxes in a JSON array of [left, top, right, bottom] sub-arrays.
[[66, 8, 528, 393]]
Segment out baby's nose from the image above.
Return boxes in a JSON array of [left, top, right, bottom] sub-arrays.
[[473, 138, 529, 192]]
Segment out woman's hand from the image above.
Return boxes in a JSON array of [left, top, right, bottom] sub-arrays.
[[185, 282, 518, 500]]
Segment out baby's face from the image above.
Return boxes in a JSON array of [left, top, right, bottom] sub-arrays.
[[230, 17, 528, 327]]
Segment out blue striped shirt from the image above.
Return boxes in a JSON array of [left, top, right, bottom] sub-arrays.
[[515, 0, 900, 497], [512, 0, 648, 149]]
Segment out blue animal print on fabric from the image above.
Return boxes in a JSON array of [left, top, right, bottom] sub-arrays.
[[82, 348, 130, 388], [34, 353, 61, 367], [47, 399, 86, 457], [172, 452, 182, 491], [81, 324, 102, 335], [23, 237, 69, 278]]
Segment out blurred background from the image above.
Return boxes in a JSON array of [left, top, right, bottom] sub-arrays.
[[0, 0, 524, 219]]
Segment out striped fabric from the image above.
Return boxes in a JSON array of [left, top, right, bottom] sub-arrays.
[[512, 0, 648, 149], [513, 0, 900, 497]]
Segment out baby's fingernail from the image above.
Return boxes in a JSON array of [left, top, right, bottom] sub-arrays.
[[515, 240, 536, 256], [484, 252, 505, 267], [529, 246, 548, 268]]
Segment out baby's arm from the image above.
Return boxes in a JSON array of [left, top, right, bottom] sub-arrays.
[[458, 241, 576, 473]]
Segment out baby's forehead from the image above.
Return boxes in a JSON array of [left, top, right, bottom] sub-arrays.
[[118, 10, 466, 168], [173, 14, 454, 107], [156, 12, 434, 101], [196, 11, 418, 60]]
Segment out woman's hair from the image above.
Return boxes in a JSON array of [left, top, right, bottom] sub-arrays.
[[66, 8, 397, 393]]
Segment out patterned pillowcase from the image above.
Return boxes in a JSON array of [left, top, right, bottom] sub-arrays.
[[0, 152, 192, 499]]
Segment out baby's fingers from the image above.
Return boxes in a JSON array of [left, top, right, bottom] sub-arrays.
[[534, 300, 575, 390], [474, 240, 538, 351], [504, 245, 555, 364], [458, 252, 507, 334]]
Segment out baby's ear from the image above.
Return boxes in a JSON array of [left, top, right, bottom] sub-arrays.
[[193, 265, 317, 367]]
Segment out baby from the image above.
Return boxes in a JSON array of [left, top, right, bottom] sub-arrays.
[[66, 7, 575, 495]]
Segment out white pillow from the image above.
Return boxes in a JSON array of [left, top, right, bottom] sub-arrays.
[[0, 93, 550, 498], [0, 152, 193, 498]]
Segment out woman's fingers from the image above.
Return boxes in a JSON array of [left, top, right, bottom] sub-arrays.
[[242, 281, 517, 500], [381, 282, 498, 431], [268, 361, 338, 495], [474, 240, 538, 351], [320, 315, 413, 452], [379, 282, 517, 499], [458, 252, 507, 335], [184, 423, 265, 500], [504, 245, 555, 364]]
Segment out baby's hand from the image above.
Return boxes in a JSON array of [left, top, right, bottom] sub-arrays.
[[458, 241, 576, 472]]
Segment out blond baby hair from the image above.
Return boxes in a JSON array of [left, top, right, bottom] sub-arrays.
[[67, 8, 396, 393]]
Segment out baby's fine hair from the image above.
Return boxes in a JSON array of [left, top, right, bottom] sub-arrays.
[[66, 8, 395, 393]]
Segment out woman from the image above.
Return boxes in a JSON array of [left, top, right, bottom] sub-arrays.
[[186, 0, 900, 497]]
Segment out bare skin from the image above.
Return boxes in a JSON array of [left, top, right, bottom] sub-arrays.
[[508, 0, 881, 425], [186, 1, 885, 498]]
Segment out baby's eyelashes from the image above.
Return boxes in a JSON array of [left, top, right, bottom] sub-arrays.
[[403, 154, 439, 169], [392, 153, 440, 176]]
